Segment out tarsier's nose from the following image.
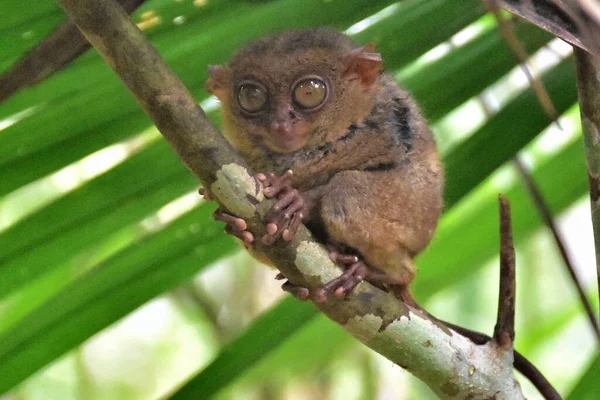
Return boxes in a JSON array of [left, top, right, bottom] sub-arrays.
[[272, 120, 292, 137], [271, 104, 297, 137]]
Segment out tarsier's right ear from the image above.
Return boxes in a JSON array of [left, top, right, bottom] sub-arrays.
[[343, 44, 382, 89], [205, 65, 230, 100]]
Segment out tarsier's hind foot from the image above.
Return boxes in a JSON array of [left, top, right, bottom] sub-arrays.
[[277, 245, 378, 303], [315, 261, 369, 302], [275, 246, 373, 303], [315, 245, 401, 302], [258, 170, 306, 244], [199, 187, 254, 246]]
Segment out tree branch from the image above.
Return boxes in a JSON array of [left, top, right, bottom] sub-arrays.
[[575, 48, 600, 327], [0, 0, 146, 104], [54, 0, 527, 397]]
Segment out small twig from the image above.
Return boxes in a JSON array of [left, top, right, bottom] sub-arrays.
[[475, 102, 562, 400], [495, 195, 516, 349], [477, 87, 562, 396], [515, 159, 600, 343], [484, 0, 559, 122]]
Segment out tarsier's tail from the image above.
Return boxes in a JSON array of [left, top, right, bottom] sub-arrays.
[[394, 287, 562, 400]]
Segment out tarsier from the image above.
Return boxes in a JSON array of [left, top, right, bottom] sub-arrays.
[[203, 28, 557, 399], [205, 27, 443, 305]]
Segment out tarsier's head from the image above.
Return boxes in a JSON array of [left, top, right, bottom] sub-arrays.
[[206, 28, 382, 154]]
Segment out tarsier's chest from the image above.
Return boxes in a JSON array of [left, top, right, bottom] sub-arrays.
[[271, 122, 412, 192]]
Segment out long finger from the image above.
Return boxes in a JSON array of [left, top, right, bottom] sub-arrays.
[[282, 211, 304, 241], [321, 262, 361, 293], [281, 281, 310, 301], [334, 276, 363, 297], [213, 210, 247, 231], [269, 188, 299, 216], [282, 196, 305, 218], [263, 170, 293, 198], [225, 224, 254, 244], [198, 187, 213, 201]]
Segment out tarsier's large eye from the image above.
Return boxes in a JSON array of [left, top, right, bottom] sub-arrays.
[[293, 77, 328, 110], [237, 82, 268, 113]]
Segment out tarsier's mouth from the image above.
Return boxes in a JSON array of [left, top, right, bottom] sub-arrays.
[[264, 123, 310, 153], [265, 133, 307, 153]]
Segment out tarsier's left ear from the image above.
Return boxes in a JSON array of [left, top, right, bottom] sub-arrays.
[[205, 65, 230, 100], [343, 43, 382, 88]]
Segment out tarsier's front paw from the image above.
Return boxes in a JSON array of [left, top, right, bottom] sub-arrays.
[[199, 187, 254, 246], [257, 170, 306, 244], [275, 273, 310, 301]]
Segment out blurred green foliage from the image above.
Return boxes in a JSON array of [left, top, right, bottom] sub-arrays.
[[0, 0, 598, 399]]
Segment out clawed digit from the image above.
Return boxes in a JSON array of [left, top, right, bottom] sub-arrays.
[[314, 245, 375, 303], [214, 209, 254, 245], [198, 186, 213, 201], [258, 170, 294, 198], [201, 186, 254, 245], [328, 245, 359, 265], [275, 272, 310, 300], [281, 281, 310, 301], [315, 261, 368, 302]]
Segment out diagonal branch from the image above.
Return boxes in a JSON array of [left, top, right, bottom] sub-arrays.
[[54, 0, 528, 398], [0, 0, 146, 104]]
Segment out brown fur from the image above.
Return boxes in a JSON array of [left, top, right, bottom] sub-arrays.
[[207, 27, 443, 291]]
